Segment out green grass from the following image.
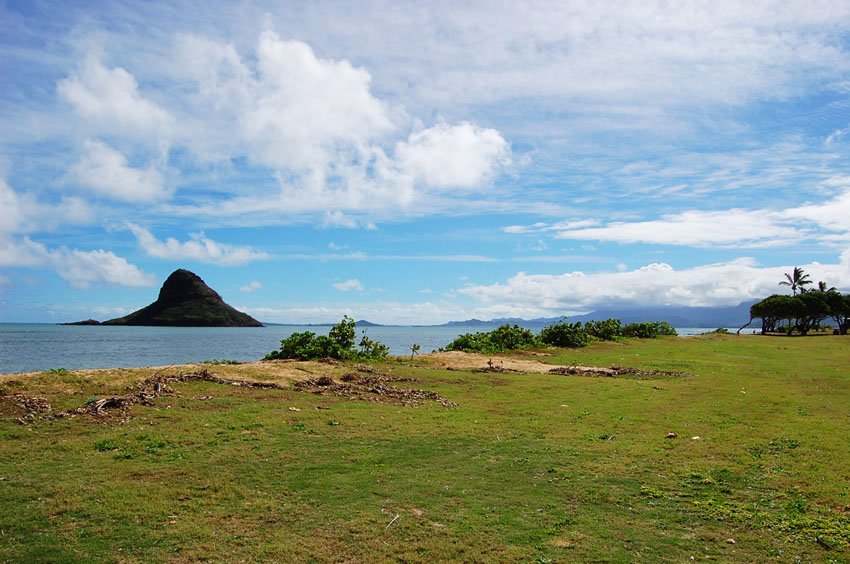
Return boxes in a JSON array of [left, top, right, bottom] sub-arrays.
[[1, 334, 849, 562]]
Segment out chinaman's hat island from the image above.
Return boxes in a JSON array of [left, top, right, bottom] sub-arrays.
[[63, 269, 263, 327]]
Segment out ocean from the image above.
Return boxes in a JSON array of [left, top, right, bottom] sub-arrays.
[[0, 324, 749, 374]]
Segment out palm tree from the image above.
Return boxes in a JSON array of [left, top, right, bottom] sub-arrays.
[[779, 267, 812, 295], [817, 280, 836, 293]]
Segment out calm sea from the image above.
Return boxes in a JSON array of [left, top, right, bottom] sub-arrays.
[[0, 324, 746, 374]]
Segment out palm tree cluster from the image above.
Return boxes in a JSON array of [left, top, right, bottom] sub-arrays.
[[743, 267, 849, 335]]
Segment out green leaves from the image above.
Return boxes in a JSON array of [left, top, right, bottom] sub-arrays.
[[264, 316, 389, 361]]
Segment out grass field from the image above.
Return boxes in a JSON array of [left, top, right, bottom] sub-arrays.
[[1, 334, 849, 562]]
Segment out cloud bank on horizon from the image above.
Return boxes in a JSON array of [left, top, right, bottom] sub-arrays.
[[2, 1, 850, 324]]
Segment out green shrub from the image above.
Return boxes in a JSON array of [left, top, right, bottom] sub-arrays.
[[584, 318, 623, 341], [442, 324, 541, 354], [622, 321, 677, 338], [264, 316, 389, 361], [540, 321, 590, 348], [358, 333, 389, 360]]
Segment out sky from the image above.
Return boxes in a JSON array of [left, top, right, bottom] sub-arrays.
[[2, 0, 850, 324]]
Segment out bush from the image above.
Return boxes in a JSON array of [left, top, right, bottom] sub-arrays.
[[540, 321, 590, 348], [264, 316, 389, 361], [622, 321, 678, 338], [584, 319, 622, 341], [442, 324, 541, 354], [358, 333, 389, 360]]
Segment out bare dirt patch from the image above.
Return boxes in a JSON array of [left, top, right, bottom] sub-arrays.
[[419, 351, 687, 378]]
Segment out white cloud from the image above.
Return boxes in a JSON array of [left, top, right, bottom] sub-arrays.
[[51, 248, 156, 290], [0, 237, 49, 267], [91, 306, 130, 317], [322, 211, 360, 229], [553, 209, 801, 248], [240, 281, 262, 293], [0, 177, 93, 234], [459, 254, 850, 315], [242, 29, 395, 172], [395, 122, 511, 190], [126, 223, 269, 266], [160, 29, 512, 219], [506, 186, 850, 249], [333, 279, 364, 292], [0, 235, 154, 289], [57, 56, 172, 137], [70, 139, 168, 202]]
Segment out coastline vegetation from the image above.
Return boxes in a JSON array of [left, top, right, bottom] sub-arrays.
[[264, 315, 390, 361], [441, 319, 678, 354], [744, 268, 850, 335]]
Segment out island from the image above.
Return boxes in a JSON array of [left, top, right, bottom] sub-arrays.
[[101, 269, 263, 327]]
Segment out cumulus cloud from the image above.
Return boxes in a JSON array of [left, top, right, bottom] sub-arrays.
[[395, 122, 511, 190], [160, 29, 512, 218], [459, 254, 850, 316], [51, 248, 156, 290], [70, 139, 168, 202], [333, 279, 364, 292], [0, 177, 93, 234], [0, 235, 154, 289], [240, 281, 262, 293], [126, 223, 269, 266], [243, 29, 394, 171], [58, 56, 172, 137]]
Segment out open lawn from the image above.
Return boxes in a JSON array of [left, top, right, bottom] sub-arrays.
[[1, 334, 849, 562]]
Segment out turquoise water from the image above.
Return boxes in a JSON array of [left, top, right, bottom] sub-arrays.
[[0, 324, 748, 374]]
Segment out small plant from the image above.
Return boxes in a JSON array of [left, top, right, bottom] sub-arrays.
[[202, 359, 242, 365], [93, 439, 119, 452], [358, 332, 389, 360], [44, 368, 70, 375], [410, 343, 421, 360]]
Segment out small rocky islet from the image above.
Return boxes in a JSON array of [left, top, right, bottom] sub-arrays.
[[62, 269, 262, 327]]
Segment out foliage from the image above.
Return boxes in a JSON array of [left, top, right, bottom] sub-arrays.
[[264, 316, 389, 361], [778, 266, 813, 295], [622, 321, 677, 338], [358, 332, 390, 360], [583, 318, 623, 341], [824, 290, 850, 335], [750, 291, 844, 335], [410, 343, 421, 359], [328, 315, 357, 350], [442, 324, 541, 353], [540, 321, 590, 348], [201, 359, 242, 365]]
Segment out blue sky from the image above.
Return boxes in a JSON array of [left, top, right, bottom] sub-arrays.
[[2, 0, 850, 324]]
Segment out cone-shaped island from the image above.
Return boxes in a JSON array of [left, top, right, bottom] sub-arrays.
[[102, 269, 262, 327]]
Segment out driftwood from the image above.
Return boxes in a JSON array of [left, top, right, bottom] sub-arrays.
[[0, 389, 53, 424], [48, 369, 288, 420], [548, 365, 686, 378], [5, 367, 454, 424], [294, 374, 456, 408]]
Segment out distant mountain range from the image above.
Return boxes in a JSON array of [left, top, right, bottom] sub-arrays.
[[441, 302, 756, 329], [262, 302, 756, 329]]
